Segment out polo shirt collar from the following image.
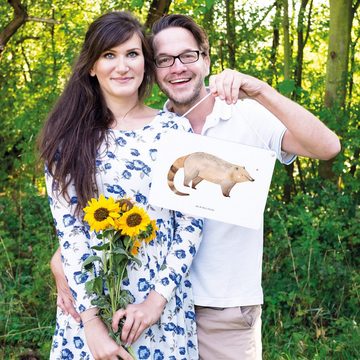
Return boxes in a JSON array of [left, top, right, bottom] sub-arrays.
[[163, 95, 232, 121]]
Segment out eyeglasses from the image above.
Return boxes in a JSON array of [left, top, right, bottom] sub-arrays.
[[154, 50, 204, 68]]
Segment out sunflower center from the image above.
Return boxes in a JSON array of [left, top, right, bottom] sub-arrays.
[[118, 199, 134, 212], [126, 213, 142, 227], [94, 207, 110, 221]]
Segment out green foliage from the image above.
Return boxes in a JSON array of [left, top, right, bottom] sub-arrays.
[[0, 0, 359, 358], [263, 179, 360, 359], [0, 186, 57, 358], [278, 79, 296, 96]]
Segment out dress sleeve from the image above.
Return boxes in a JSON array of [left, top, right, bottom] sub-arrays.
[[45, 167, 96, 313], [153, 212, 204, 302], [152, 113, 204, 301]]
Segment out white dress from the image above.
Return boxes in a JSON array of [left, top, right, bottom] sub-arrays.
[[47, 111, 203, 360]]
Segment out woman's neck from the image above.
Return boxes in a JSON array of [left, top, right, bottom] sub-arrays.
[[110, 101, 158, 131]]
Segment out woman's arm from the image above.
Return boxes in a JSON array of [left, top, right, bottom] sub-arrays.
[[50, 247, 81, 322], [45, 168, 96, 313], [113, 213, 203, 345], [46, 169, 132, 359], [82, 308, 133, 360], [112, 290, 167, 346]]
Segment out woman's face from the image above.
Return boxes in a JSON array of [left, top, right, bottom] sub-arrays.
[[90, 33, 145, 105]]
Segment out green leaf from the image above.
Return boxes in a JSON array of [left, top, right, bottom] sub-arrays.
[[131, 257, 142, 267], [93, 276, 104, 295], [205, 0, 214, 10], [113, 248, 131, 257], [112, 254, 128, 271], [102, 229, 114, 238], [92, 243, 110, 251], [85, 279, 95, 294], [91, 296, 111, 309], [113, 231, 123, 242], [131, 0, 144, 8], [123, 235, 132, 248], [82, 255, 102, 269], [278, 79, 295, 96]]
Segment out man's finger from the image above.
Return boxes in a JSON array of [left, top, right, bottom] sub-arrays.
[[209, 75, 217, 94], [231, 76, 242, 104], [222, 72, 239, 104]]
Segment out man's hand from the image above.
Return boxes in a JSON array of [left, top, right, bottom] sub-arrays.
[[209, 69, 340, 160], [50, 248, 81, 322], [209, 69, 265, 104], [112, 290, 167, 346]]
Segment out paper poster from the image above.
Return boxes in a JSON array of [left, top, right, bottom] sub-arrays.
[[149, 131, 276, 229]]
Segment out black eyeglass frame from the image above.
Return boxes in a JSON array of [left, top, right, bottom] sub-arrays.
[[154, 50, 205, 68]]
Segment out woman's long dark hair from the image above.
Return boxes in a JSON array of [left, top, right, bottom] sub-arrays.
[[38, 11, 154, 215]]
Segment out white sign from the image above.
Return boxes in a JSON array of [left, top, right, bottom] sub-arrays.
[[149, 131, 276, 229]]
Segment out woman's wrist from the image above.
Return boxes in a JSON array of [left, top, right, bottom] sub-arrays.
[[80, 307, 99, 324], [147, 290, 167, 311]]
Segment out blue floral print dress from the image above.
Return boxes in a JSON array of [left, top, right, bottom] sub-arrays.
[[47, 112, 203, 360]]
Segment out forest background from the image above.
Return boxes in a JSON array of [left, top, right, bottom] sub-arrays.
[[0, 0, 359, 359]]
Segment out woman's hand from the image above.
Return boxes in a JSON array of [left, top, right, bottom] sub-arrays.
[[50, 248, 81, 322], [82, 309, 133, 360], [112, 290, 167, 346]]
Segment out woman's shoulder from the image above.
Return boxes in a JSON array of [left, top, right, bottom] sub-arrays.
[[156, 110, 192, 132]]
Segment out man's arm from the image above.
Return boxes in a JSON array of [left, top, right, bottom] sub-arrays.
[[209, 69, 341, 160], [50, 247, 81, 322]]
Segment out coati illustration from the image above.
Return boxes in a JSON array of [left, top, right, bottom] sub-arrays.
[[167, 152, 255, 197]]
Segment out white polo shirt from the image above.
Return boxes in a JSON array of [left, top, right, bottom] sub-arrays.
[[164, 97, 295, 307]]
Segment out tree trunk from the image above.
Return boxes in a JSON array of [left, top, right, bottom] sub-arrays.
[[282, 0, 295, 201], [144, 0, 172, 30], [323, 0, 352, 109], [225, 0, 236, 68], [348, 2, 360, 177], [269, 0, 282, 86], [347, 33, 358, 108], [294, 0, 313, 98], [204, 3, 214, 75], [319, 0, 352, 179], [282, 0, 291, 80], [0, 0, 27, 56]]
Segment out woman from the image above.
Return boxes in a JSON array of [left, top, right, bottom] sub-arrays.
[[38, 11, 203, 360]]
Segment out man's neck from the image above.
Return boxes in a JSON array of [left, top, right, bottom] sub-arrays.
[[170, 93, 215, 135]]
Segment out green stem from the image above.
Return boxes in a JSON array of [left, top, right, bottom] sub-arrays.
[[115, 237, 131, 312], [109, 231, 117, 315], [127, 345, 136, 359]]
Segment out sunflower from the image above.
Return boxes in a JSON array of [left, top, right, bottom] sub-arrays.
[[83, 194, 120, 232], [130, 239, 142, 256], [143, 220, 158, 244], [117, 197, 134, 213], [115, 206, 151, 237]]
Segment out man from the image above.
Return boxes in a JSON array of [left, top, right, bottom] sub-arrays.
[[149, 14, 340, 360], [52, 14, 340, 360]]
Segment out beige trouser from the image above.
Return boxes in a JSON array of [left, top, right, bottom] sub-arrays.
[[195, 305, 262, 360]]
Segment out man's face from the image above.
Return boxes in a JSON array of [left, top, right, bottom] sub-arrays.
[[153, 27, 210, 109]]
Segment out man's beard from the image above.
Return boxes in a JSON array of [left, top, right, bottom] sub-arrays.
[[159, 76, 204, 109]]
